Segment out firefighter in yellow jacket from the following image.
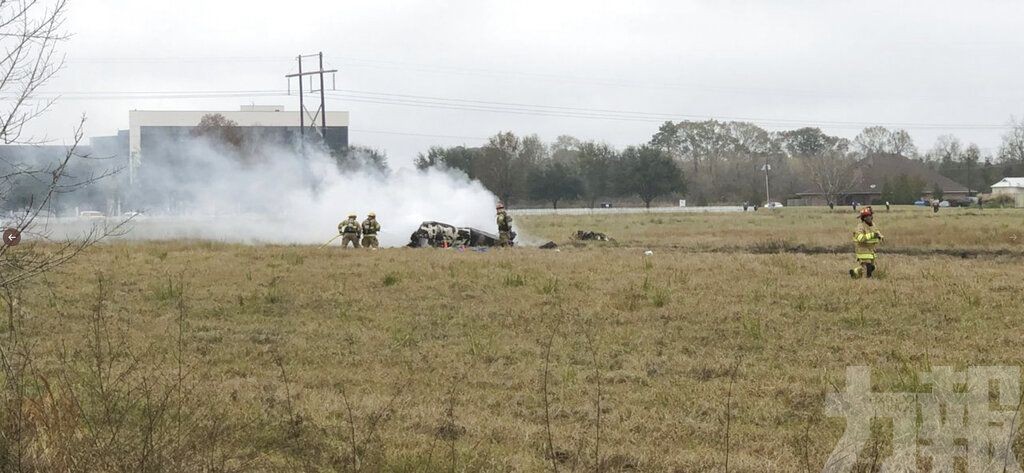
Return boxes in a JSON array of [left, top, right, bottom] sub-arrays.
[[850, 207, 883, 279], [338, 214, 361, 248], [496, 203, 513, 247], [361, 213, 380, 249]]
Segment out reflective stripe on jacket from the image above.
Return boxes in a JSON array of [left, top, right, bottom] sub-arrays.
[[362, 219, 380, 235], [853, 222, 882, 260], [497, 212, 512, 232], [339, 219, 361, 234]]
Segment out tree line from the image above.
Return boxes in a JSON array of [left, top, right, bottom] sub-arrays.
[[7, 115, 1024, 213], [415, 133, 684, 208], [415, 120, 1024, 208]]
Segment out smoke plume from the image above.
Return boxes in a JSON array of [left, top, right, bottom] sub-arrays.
[[95, 137, 499, 247]]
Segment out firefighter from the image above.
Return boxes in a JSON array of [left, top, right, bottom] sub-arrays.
[[338, 214, 361, 248], [850, 207, 883, 279], [496, 203, 513, 247], [361, 213, 381, 249]]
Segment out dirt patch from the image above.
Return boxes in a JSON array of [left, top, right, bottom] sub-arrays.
[[741, 240, 1024, 259], [626, 240, 1024, 259]]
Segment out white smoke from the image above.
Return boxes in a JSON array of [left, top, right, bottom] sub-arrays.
[[94, 138, 501, 247]]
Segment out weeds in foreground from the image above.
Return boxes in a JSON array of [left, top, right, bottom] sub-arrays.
[[538, 312, 620, 472], [0, 276, 244, 472], [151, 275, 185, 302], [504, 273, 526, 287]]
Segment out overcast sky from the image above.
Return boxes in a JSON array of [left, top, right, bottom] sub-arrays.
[[25, 0, 1024, 167]]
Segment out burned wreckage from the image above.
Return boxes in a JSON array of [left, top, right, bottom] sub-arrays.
[[408, 221, 515, 248]]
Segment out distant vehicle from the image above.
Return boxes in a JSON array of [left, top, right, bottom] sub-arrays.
[[914, 200, 928, 206], [123, 211, 144, 218], [764, 202, 784, 209], [951, 197, 976, 207], [599, 202, 613, 208], [939, 200, 950, 207], [78, 211, 104, 219]]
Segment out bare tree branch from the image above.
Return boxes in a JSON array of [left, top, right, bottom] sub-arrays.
[[1, 0, 69, 145], [799, 150, 857, 205]]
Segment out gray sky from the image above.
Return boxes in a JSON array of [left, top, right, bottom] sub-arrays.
[[27, 0, 1024, 167]]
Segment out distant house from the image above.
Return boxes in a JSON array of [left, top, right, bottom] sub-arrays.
[[990, 177, 1024, 207], [794, 154, 969, 205]]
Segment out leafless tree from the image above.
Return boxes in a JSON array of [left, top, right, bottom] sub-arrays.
[[852, 127, 917, 158], [852, 126, 891, 156], [888, 129, 916, 157], [1, 1, 127, 297], [1, 121, 126, 290], [1, 0, 68, 146], [799, 150, 857, 205], [927, 134, 963, 162], [999, 116, 1024, 164]]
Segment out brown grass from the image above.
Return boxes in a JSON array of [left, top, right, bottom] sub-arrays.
[[2, 207, 1024, 471], [518, 206, 1024, 254]]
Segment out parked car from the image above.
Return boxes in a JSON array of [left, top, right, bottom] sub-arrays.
[[914, 200, 928, 206], [599, 202, 613, 208], [950, 197, 977, 207], [764, 202, 784, 209], [78, 211, 104, 219]]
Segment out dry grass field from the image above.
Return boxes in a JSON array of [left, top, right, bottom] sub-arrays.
[[519, 206, 1024, 255], [3, 206, 1024, 472]]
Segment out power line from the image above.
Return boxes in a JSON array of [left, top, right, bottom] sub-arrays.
[[350, 128, 487, 141], [64, 55, 835, 97], [7, 90, 288, 100], [14, 87, 1020, 131], [323, 90, 1016, 130], [325, 55, 855, 99], [63, 54, 1024, 105], [67, 56, 293, 64], [326, 93, 673, 124], [329, 89, 1015, 129], [63, 54, 1024, 103]]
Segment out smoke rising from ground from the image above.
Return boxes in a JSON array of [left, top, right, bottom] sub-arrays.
[[116, 137, 500, 246]]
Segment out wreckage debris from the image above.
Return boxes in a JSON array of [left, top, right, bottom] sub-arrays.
[[573, 231, 610, 241], [408, 221, 515, 248]]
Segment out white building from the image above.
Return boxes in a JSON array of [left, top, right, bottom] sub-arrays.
[[990, 177, 1024, 207]]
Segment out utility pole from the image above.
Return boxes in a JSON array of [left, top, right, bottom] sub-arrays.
[[761, 161, 772, 205], [966, 159, 973, 196], [285, 52, 337, 140]]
